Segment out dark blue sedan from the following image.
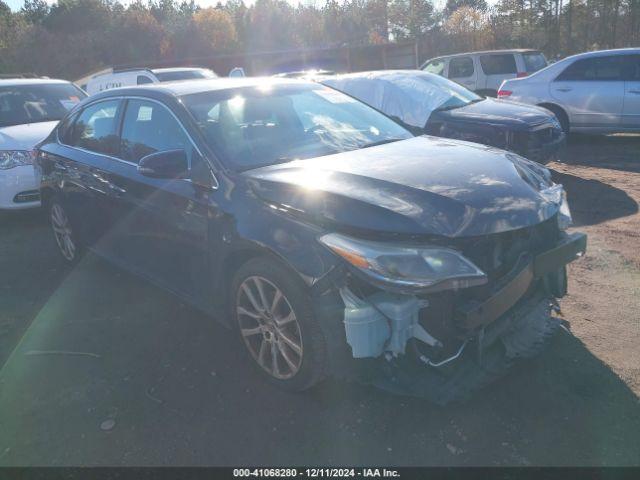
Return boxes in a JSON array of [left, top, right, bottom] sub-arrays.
[[321, 70, 566, 164], [36, 78, 585, 403]]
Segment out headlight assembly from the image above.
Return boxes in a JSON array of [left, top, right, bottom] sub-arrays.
[[540, 183, 572, 230], [0, 150, 35, 170], [319, 233, 487, 292]]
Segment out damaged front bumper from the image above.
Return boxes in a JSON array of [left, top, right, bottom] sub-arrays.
[[456, 231, 586, 331], [320, 231, 586, 401]]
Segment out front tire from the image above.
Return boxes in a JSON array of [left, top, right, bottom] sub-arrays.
[[232, 257, 327, 391]]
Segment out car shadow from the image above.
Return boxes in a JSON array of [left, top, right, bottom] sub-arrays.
[[550, 169, 638, 227], [559, 134, 640, 173], [0, 254, 639, 466], [0, 208, 45, 229]]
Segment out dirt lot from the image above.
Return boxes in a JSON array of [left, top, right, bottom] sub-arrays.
[[0, 135, 639, 466]]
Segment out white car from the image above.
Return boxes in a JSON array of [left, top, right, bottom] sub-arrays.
[[498, 48, 640, 134], [422, 49, 548, 97], [82, 67, 217, 95], [0, 78, 86, 210]]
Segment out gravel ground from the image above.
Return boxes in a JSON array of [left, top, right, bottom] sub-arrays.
[[0, 135, 639, 466]]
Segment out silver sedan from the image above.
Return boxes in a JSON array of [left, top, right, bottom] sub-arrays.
[[498, 48, 640, 134]]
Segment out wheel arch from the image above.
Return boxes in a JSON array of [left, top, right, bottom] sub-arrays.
[[537, 102, 570, 132], [214, 238, 339, 326], [39, 186, 57, 209]]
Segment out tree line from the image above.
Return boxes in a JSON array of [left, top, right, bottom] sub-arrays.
[[0, 0, 638, 80]]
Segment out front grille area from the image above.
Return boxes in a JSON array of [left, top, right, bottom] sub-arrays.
[[420, 216, 560, 315], [13, 190, 40, 203], [415, 218, 560, 351], [510, 124, 563, 162], [458, 215, 560, 283]]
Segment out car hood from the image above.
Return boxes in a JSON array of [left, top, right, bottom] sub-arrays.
[[243, 136, 559, 238], [0, 121, 59, 150], [431, 98, 555, 130]]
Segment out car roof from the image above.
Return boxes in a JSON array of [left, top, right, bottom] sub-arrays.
[[561, 47, 640, 61], [87, 77, 309, 101], [151, 67, 209, 74], [326, 69, 427, 79], [432, 49, 540, 60], [0, 78, 72, 87]]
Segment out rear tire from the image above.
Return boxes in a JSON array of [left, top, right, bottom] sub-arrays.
[[49, 196, 80, 265], [231, 256, 327, 391], [541, 104, 570, 134]]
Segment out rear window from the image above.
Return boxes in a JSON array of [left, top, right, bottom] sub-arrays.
[[480, 54, 517, 75], [523, 52, 548, 72]]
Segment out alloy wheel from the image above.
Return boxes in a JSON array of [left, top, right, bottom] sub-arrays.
[[51, 203, 76, 262], [236, 276, 303, 380]]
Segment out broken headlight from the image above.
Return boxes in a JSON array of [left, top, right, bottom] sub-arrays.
[[540, 183, 572, 230], [0, 150, 35, 170], [319, 233, 487, 292]]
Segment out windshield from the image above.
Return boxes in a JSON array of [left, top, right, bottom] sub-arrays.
[[322, 72, 481, 129], [0, 83, 85, 128], [154, 69, 217, 82], [182, 84, 412, 171]]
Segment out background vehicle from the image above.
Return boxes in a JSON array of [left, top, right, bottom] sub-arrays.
[[422, 49, 548, 97], [82, 67, 217, 95], [498, 48, 640, 134], [273, 70, 336, 79], [1, 78, 86, 210], [322, 71, 565, 164], [37, 78, 585, 404]]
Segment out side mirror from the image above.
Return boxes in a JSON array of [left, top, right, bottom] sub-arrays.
[[138, 149, 188, 179]]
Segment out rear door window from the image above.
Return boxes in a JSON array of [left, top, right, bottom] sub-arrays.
[[522, 52, 548, 72], [448, 57, 474, 78], [480, 54, 517, 75], [557, 56, 627, 81], [120, 99, 193, 164], [68, 100, 121, 156], [423, 59, 445, 76]]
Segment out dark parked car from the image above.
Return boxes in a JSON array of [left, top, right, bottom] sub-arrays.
[[321, 70, 566, 164], [36, 78, 586, 403]]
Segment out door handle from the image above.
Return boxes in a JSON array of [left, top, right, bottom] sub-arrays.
[[628, 89, 640, 94], [54, 163, 67, 172], [555, 87, 572, 92]]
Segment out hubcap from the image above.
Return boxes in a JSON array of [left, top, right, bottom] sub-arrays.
[[236, 276, 303, 380], [51, 203, 75, 262]]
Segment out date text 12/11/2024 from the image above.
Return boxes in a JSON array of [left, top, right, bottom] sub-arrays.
[[233, 468, 401, 478]]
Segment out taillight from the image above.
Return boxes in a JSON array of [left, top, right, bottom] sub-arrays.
[[516, 72, 529, 78], [497, 90, 512, 98]]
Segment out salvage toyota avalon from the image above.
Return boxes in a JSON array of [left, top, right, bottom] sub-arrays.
[[36, 78, 586, 404]]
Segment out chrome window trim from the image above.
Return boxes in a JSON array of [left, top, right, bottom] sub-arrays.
[[57, 95, 219, 190]]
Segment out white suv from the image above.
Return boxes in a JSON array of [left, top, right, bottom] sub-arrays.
[[82, 67, 217, 95], [498, 48, 640, 134], [0, 78, 86, 210], [422, 49, 548, 97]]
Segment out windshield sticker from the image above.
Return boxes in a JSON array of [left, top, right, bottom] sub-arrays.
[[59, 99, 79, 110]]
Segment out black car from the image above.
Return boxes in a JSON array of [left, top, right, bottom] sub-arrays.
[[321, 70, 566, 164], [36, 78, 586, 403]]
